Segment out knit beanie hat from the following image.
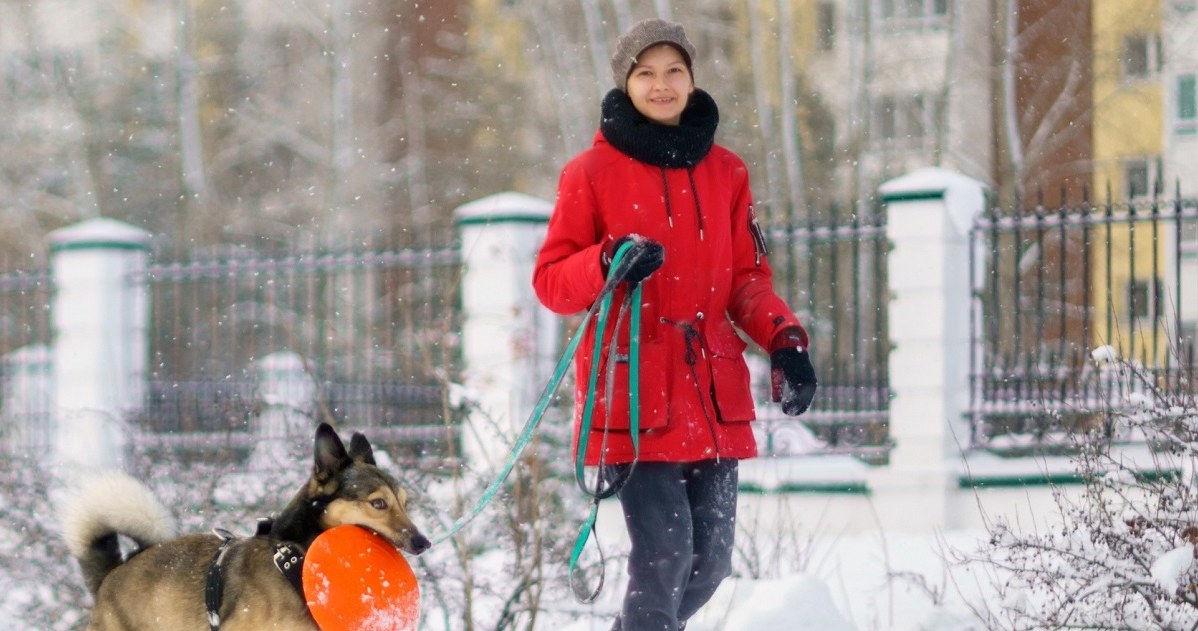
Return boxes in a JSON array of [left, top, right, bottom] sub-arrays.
[[610, 18, 696, 91]]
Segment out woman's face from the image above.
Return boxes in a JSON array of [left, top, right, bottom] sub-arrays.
[[625, 44, 693, 126]]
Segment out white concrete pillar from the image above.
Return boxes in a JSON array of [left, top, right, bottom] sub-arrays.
[[454, 192, 554, 471], [49, 218, 151, 472], [869, 168, 986, 531]]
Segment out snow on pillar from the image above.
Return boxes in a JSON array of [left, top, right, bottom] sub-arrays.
[[49, 218, 151, 472], [871, 168, 986, 531], [454, 192, 554, 471]]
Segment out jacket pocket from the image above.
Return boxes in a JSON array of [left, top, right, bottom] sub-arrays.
[[590, 339, 670, 431], [706, 322, 756, 423]]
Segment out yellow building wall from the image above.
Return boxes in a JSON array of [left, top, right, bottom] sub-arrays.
[[1090, 0, 1166, 362]]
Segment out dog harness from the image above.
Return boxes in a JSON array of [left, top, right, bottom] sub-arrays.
[[204, 520, 306, 631]]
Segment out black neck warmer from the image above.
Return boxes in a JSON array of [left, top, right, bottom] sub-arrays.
[[599, 88, 719, 169]]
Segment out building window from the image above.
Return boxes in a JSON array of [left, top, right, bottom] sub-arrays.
[[818, 2, 836, 52], [1123, 34, 1161, 80], [1123, 157, 1164, 199], [1125, 159, 1150, 198], [1127, 278, 1163, 323], [1178, 74, 1197, 134], [877, 95, 897, 140], [877, 0, 949, 31], [873, 92, 939, 149]]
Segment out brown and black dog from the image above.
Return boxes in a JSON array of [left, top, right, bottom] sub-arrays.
[[62, 422, 430, 630]]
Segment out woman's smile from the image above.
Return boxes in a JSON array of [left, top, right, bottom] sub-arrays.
[[625, 44, 694, 126]]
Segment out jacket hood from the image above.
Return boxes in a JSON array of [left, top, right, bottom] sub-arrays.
[[599, 88, 718, 168]]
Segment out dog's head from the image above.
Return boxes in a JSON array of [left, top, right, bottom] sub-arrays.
[[307, 423, 431, 556]]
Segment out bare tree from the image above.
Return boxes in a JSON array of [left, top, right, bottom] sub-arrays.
[[997, 0, 1093, 206], [959, 360, 1198, 629]]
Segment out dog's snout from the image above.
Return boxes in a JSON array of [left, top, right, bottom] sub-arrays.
[[408, 532, 431, 555]]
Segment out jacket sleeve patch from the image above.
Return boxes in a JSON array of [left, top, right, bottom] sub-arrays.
[[748, 206, 768, 265]]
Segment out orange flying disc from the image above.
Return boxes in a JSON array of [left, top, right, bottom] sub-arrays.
[[303, 525, 420, 631]]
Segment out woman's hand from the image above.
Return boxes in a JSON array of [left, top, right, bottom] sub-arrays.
[[602, 235, 665, 284], [769, 327, 817, 416]]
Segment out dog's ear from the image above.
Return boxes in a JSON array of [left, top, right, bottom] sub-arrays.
[[313, 422, 350, 482], [348, 433, 376, 465]]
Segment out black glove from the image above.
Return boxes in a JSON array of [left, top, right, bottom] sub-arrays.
[[769, 327, 817, 416], [602, 235, 665, 284]]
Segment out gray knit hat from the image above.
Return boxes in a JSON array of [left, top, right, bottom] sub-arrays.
[[610, 18, 696, 90]]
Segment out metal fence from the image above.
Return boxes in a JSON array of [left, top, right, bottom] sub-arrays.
[[0, 259, 52, 454], [969, 186, 1198, 453], [0, 205, 898, 463], [11, 188, 1198, 463], [760, 201, 892, 461], [135, 244, 464, 462]]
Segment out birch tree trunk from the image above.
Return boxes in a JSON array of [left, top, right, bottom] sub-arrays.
[[613, 0, 634, 32], [176, 0, 208, 214], [654, 0, 673, 21], [851, 0, 874, 211], [524, 0, 592, 160], [396, 33, 430, 237], [326, 0, 356, 240], [747, 0, 784, 223], [580, 0, 612, 100], [1002, 0, 1024, 197], [777, 0, 806, 221]]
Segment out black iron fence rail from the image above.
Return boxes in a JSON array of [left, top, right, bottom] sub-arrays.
[[970, 188, 1198, 453], [762, 201, 892, 461], [136, 244, 463, 460]]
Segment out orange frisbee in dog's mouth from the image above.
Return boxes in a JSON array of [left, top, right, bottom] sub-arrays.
[[303, 525, 420, 631]]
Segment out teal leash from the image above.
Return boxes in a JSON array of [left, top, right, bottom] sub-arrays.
[[431, 243, 643, 550], [567, 279, 642, 602]]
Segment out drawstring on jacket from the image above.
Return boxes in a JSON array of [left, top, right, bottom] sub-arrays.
[[661, 316, 720, 456], [687, 167, 705, 240], [659, 166, 706, 240], [660, 168, 674, 228]]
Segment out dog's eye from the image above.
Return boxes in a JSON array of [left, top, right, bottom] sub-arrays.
[[370, 498, 387, 510]]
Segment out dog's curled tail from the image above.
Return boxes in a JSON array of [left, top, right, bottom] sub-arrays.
[[61, 472, 177, 595]]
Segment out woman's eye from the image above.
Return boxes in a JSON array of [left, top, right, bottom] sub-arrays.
[[370, 498, 387, 510]]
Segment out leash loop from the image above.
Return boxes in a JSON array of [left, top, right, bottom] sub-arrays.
[[568, 245, 644, 602]]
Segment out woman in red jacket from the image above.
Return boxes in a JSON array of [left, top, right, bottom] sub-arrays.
[[532, 18, 817, 631]]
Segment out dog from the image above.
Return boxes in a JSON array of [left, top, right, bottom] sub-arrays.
[[62, 422, 431, 630]]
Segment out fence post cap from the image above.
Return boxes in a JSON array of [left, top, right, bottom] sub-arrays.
[[454, 192, 552, 226], [49, 218, 151, 252], [879, 167, 986, 203], [880, 168, 986, 234]]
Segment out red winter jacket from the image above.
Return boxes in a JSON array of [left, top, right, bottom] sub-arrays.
[[533, 116, 805, 466]]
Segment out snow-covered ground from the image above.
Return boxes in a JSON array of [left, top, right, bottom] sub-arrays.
[[554, 527, 995, 631]]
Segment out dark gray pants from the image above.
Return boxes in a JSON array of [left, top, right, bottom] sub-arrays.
[[605, 459, 738, 631]]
